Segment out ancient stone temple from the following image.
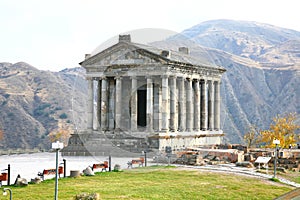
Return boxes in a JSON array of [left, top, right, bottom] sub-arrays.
[[62, 34, 226, 156]]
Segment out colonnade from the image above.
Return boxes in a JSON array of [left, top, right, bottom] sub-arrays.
[[86, 75, 221, 133]]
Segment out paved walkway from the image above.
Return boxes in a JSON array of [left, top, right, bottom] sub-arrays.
[[173, 163, 300, 188]]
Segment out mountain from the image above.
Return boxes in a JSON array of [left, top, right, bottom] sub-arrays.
[[0, 62, 87, 150], [171, 19, 300, 142], [181, 19, 300, 67], [0, 19, 299, 149]]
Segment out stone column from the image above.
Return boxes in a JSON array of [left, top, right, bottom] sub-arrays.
[[96, 79, 102, 130], [130, 76, 138, 131], [146, 77, 153, 131], [101, 78, 108, 131], [108, 79, 115, 130], [208, 80, 215, 130], [201, 79, 207, 130], [87, 78, 94, 131], [170, 76, 177, 131], [115, 77, 122, 130], [214, 80, 221, 130], [153, 81, 162, 131], [178, 77, 186, 131], [161, 75, 169, 131], [186, 78, 193, 131], [194, 80, 200, 131]]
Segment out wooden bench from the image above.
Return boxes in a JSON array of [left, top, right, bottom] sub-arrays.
[[38, 166, 64, 180], [127, 157, 145, 168], [0, 172, 8, 186], [92, 161, 109, 172]]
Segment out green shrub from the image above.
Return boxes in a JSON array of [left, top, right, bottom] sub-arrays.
[[59, 113, 68, 119]]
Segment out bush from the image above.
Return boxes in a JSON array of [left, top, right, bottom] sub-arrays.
[[59, 113, 68, 119]]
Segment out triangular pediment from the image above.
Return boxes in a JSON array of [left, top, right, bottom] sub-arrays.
[[80, 42, 168, 67]]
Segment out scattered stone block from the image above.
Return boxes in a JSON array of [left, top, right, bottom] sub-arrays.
[[236, 161, 254, 168], [114, 164, 121, 171], [277, 167, 287, 173], [83, 167, 94, 176], [292, 168, 299, 172], [15, 178, 28, 186], [30, 177, 42, 184], [74, 193, 100, 200]]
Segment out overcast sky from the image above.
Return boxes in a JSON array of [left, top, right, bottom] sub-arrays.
[[1, 0, 300, 71]]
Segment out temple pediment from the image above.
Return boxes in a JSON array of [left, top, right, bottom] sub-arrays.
[[80, 42, 168, 68]]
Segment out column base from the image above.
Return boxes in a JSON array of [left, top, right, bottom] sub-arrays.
[[160, 129, 169, 133]]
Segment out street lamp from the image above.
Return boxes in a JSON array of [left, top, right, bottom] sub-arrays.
[[52, 141, 64, 200], [273, 139, 280, 178], [3, 188, 12, 200]]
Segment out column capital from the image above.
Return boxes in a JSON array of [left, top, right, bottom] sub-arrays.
[[100, 76, 107, 80], [146, 75, 153, 79], [161, 75, 169, 79], [200, 79, 207, 83], [213, 79, 221, 84], [186, 77, 192, 82], [114, 76, 122, 80], [130, 76, 137, 80]]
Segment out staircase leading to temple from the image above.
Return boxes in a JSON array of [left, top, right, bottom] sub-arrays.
[[61, 130, 156, 157]]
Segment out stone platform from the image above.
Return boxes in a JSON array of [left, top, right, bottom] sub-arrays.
[[61, 130, 156, 157]]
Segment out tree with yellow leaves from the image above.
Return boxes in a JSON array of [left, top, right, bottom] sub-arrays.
[[259, 113, 300, 148]]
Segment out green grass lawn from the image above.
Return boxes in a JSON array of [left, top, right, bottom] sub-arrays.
[[1, 166, 292, 200]]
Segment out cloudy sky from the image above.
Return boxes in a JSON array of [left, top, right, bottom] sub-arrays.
[[1, 0, 299, 71]]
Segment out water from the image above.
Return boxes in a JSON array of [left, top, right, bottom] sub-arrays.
[[0, 152, 147, 183]]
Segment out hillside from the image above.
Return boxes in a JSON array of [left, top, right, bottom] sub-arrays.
[[0, 62, 87, 149], [153, 19, 300, 143], [180, 19, 300, 143]]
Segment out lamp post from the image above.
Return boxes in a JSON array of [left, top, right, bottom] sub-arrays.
[[52, 141, 64, 200], [3, 188, 12, 200], [273, 139, 280, 179]]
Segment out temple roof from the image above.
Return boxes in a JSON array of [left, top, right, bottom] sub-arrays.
[[80, 34, 226, 72]]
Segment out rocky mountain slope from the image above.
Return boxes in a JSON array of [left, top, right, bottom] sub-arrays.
[[171, 19, 300, 143], [0, 62, 87, 149], [0, 19, 299, 149]]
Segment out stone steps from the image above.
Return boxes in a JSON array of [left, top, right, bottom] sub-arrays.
[[62, 130, 154, 157]]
